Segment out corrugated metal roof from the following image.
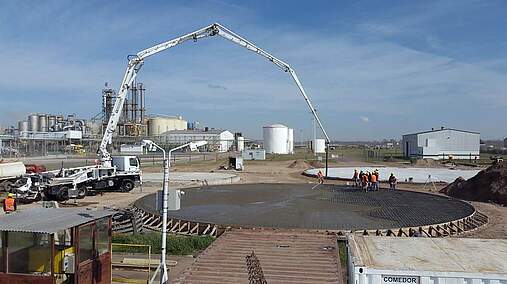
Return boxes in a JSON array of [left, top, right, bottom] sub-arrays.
[[349, 235, 507, 274], [0, 208, 114, 234], [177, 229, 342, 284], [402, 128, 480, 137]]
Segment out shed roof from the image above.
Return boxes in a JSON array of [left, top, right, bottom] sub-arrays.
[[348, 235, 507, 274], [0, 208, 113, 234], [403, 128, 480, 137]]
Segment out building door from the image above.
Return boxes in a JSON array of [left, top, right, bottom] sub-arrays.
[[76, 219, 111, 284]]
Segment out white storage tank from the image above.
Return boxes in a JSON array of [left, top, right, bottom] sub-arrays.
[[347, 235, 507, 284], [263, 124, 293, 154], [287, 128, 294, 154], [148, 116, 187, 136], [28, 114, 39, 132], [38, 114, 48, 132]]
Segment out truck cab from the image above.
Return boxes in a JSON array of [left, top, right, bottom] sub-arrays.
[[111, 156, 140, 173]]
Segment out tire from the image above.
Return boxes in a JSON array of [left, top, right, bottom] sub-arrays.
[[120, 179, 135, 192], [77, 186, 87, 199], [57, 186, 70, 201]]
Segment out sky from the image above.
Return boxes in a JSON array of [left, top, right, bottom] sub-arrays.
[[0, 0, 506, 140]]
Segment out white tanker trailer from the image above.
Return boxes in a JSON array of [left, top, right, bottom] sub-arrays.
[[0, 162, 26, 191]]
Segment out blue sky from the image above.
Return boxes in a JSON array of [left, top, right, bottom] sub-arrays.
[[1, 0, 506, 140]]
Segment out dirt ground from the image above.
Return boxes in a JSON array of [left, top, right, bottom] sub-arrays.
[[4, 158, 505, 283], [9, 158, 503, 238]]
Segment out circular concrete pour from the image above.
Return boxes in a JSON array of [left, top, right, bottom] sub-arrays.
[[135, 183, 475, 231], [305, 167, 480, 183]]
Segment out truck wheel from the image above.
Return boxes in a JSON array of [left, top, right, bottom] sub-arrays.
[[58, 186, 70, 201], [120, 180, 135, 192], [77, 186, 87, 199]]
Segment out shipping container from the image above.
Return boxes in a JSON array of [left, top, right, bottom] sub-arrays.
[[242, 149, 266, 160], [347, 235, 507, 284]]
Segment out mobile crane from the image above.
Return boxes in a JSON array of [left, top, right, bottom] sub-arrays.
[[12, 23, 330, 206], [99, 22, 330, 167]]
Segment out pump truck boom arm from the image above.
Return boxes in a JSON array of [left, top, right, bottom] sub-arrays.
[[99, 23, 330, 164]]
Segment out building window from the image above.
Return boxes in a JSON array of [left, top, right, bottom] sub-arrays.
[[79, 225, 93, 263], [7, 232, 51, 274], [96, 218, 110, 255]]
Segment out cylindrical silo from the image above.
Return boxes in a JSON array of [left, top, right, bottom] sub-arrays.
[[287, 128, 294, 154], [38, 114, 48, 132], [314, 138, 326, 154], [148, 116, 187, 136], [18, 121, 29, 138], [28, 114, 39, 132], [48, 115, 57, 131], [263, 124, 290, 154]]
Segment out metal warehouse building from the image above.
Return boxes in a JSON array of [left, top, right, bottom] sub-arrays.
[[402, 128, 480, 160]]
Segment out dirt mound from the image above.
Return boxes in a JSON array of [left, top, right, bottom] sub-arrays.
[[411, 158, 440, 167], [288, 160, 324, 169], [440, 162, 507, 205], [309, 160, 324, 168], [288, 160, 312, 169]]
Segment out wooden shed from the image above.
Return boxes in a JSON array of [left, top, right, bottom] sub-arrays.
[[0, 207, 113, 284]]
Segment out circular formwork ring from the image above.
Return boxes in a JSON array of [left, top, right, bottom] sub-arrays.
[[123, 189, 488, 238]]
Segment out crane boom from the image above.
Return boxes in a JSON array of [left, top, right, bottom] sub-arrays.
[[99, 23, 330, 165]]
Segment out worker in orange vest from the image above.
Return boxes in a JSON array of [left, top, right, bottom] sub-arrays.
[[3, 193, 17, 213], [361, 172, 368, 192], [370, 173, 378, 191]]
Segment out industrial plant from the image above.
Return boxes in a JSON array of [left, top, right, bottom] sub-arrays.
[[0, 6, 506, 284]]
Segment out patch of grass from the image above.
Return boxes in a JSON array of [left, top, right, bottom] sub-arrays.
[[112, 232, 215, 255], [338, 240, 347, 266]]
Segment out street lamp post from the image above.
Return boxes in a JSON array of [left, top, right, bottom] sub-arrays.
[[142, 139, 207, 284]]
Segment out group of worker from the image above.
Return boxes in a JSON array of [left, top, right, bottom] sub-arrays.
[[352, 169, 397, 191]]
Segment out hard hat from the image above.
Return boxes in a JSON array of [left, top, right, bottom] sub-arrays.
[[7, 193, 13, 198]]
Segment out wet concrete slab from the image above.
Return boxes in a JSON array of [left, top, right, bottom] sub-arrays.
[[306, 167, 480, 183], [135, 183, 475, 231]]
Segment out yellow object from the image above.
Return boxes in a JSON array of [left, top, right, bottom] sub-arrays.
[[28, 247, 51, 273], [54, 246, 75, 273], [7, 193, 13, 198]]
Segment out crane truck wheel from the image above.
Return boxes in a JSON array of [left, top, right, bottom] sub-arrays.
[[57, 186, 70, 201], [77, 186, 87, 199], [120, 179, 135, 192]]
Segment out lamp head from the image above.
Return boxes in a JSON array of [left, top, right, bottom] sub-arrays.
[[141, 139, 157, 152]]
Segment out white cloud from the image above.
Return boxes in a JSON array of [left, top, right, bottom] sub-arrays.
[[360, 116, 369, 123]]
